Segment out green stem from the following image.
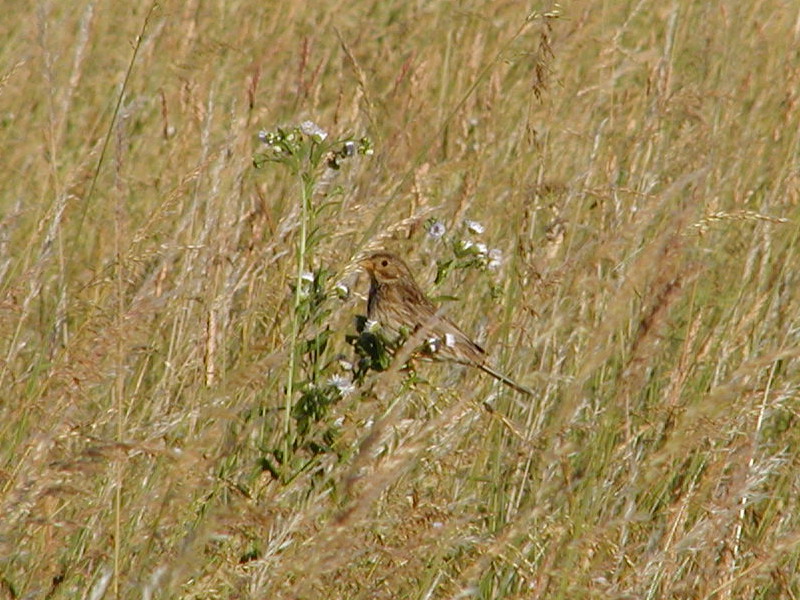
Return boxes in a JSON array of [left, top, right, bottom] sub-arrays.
[[282, 170, 311, 464]]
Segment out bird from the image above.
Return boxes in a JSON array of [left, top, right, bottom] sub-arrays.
[[358, 251, 532, 395]]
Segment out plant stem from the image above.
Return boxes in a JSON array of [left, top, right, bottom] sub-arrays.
[[282, 170, 311, 464]]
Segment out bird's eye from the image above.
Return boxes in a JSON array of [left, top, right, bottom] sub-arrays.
[[381, 260, 388, 267]]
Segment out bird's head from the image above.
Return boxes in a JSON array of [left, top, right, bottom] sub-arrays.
[[358, 252, 415, 285]]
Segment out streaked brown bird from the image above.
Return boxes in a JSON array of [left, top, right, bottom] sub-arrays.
[[359, 251, 532, 395]]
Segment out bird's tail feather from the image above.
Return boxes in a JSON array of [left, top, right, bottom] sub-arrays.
[[478, 363, 534, 396]]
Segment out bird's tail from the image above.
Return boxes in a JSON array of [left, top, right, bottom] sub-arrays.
[[478, 363, 534, 396]]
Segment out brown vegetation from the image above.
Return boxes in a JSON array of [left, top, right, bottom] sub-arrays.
[[1, 1, 798, 598]]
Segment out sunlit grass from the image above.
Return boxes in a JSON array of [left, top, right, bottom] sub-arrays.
[[1, 1, 799, 598]]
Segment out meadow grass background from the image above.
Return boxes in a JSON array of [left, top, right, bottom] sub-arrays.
[[2, 0, 800, 598]]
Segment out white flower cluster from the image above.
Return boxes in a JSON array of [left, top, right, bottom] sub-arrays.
[[487, 248, 502, 270], [454, 219, 504, 270], [426, 217, 505, 271], [327, 374, 355, 397], [300, 120, 328, 142]]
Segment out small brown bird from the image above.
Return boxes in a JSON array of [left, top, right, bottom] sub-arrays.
[[359, 251, 532, 395]]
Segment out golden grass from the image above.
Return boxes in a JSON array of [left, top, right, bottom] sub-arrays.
[[1, 0, 799, 598]]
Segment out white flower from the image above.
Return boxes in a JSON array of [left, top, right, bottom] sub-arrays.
[[335, 282, 349, 298], [458, 239, 475, 252], [257, 129, 269, 143], [488, 248, 503, 270], [300, 120, 328, 141], [343, 140, 356, 156], [427, 221, 446, 240], [328, 375, 355, 397], [426, 337, 441, 353], [465, 220, 484, 234], [475, 242, 488, 256], [365, 319, 381, 333], [298, 271, 314, 297], [444, 333, 456, 348]]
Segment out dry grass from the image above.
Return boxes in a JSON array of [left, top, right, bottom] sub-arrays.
[[2, 0, 800, 598]]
